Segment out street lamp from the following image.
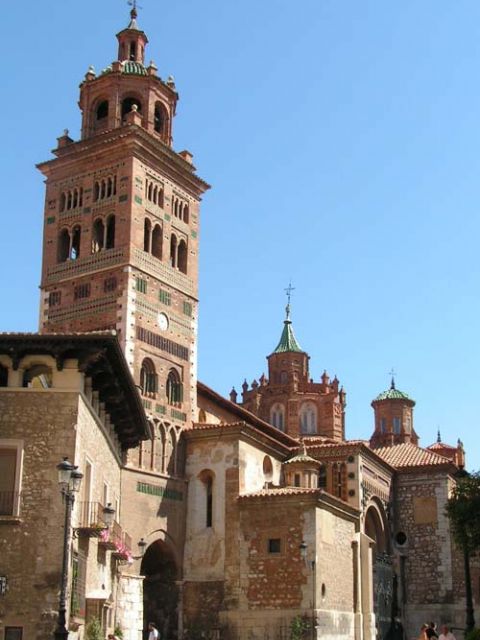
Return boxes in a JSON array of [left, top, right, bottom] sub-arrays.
[[103, 503, 115, 528], [130, 537, 148, 561], [54, 458, 83, 640]]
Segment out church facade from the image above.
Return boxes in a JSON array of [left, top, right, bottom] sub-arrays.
[[0, 9, 474, 640]]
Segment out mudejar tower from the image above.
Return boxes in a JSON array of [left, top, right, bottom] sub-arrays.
[[37, 10, 209, 635]]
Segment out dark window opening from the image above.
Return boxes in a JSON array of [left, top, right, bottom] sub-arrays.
[[49, 291, 62, 307], [122, 97, 142, 119], [144, 218, 151, 252], [154, 104, 165, 134], [170, 234, 177, 268], [294, 473, 301, 487], [0, 364, 8, 387], [96, 100, 109, 120], [268, 538, 281, 554], [74, 283, 91, 300], [152, 224, 162, 259], [71, 226, 81, 260], [106, 215, 115, 249], [166, 369, 182, 406], [104, 277, 117, 293], [92, 219, 105, 253], [129, 41, 136, 60], [318, 465, 327, 489], [206, 476, 213, 527], [58, 229, 70, 263], [140, 358, 157, 395], [178, 240, 187, 274]]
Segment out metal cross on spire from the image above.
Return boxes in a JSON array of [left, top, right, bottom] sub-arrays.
[[128, 0, 142, 16], [284, 282, 295, 321], [389, 367, 396, 389]]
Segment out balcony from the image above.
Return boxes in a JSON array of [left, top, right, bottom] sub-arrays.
[[98, 521, 133, 561], [111, 530, 132, 562], [46, 248, 125, 283], [76, 501, 109, 537]]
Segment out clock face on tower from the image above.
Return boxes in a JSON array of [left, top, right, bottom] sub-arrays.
[[158, 312, 169, 331]]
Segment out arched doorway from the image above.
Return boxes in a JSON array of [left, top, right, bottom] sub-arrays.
[[365, 503, 393, 640], [141, 539, 179, 640]]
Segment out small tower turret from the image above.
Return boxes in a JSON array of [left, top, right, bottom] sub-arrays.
[[116, 3, 148, 64], [370, 377, 417, 448]]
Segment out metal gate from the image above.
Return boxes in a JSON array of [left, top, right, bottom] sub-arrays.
[[373, 553, 394, 640]]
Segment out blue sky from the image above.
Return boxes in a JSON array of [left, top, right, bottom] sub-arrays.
[[1, 1, 479, 468]]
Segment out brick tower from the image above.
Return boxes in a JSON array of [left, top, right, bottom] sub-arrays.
[[369, 377, 418, 448], [37, 7, 209, 428], [238, 303, 347, 440]]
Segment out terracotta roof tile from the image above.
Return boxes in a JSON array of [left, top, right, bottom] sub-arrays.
[[428, 441, 457, 452], [373, 443, 452, 469], [238, 487, 320, 499]]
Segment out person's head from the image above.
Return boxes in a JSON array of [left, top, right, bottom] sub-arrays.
[[148, 624, 156, 631], [441, 626, 449, 635], [429, 623, 436, 630]]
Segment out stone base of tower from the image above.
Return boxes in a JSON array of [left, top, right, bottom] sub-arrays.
[[115, 574, 144, 640]]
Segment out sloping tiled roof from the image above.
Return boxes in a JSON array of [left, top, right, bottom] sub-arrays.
[[428, 441, 457, 452], [374, 443, 452, 469]]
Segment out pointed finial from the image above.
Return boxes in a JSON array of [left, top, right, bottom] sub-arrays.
[[302, 440, 308, 456], [437, 429, 441, 443], [389, 368, 396, 389], [284, 282, 295, 322]]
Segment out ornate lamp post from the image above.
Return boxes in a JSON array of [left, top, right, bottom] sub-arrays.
[[54, 458, 83, 640]]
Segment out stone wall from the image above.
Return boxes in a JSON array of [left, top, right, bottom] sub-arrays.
[[395, 470, 473, 638], [0, 389, 78, 640]]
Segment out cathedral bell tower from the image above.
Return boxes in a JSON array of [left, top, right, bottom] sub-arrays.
[[37, 9, 210, 433]]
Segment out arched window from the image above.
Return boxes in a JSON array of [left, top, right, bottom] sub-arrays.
[[106, 215, 115, 249], [22, 364, 52, 389], [300, 402, 317, 435], [393, 417, 401, 434], [129, 41, 136, 60], [170, 234, 177, 268], [94, 181, 100, 201], [183, 204, 189, 224], [144, 218, 152, 253], [57, 229, 70, 263], [140, 358, 157, 395], [166, 369, 182, 406], [152, 224, 162, 259], [59, 192, 66, 213], [199, 470, 214, 528], [0, 363, 8, 387], [96, 100, 109, 120], [121, 97, 142, 119], [318, 464, 327, 489], [263, 456, 273, 480], [157, 188, 164, 208], [154, 102, 167, 135], [198, 409, 207, 423], [280, 371, 288, 384], [270, 403, 285, 431], [71, 225, 81, 260], [92, 219, 105, 253], [148, 182, 153, 201], [167, 429, 177, 476], [178, 240, 187, 274]]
